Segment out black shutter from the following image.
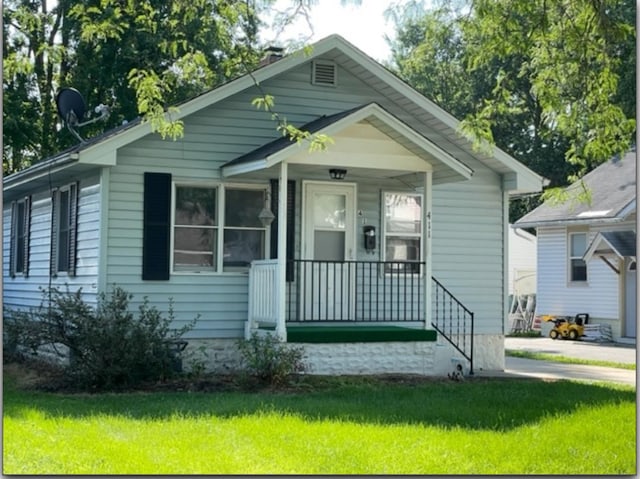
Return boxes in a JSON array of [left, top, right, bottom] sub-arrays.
[[23, 195, 31, 277], [50, 190, 58, 276], [143, 172, 172, 280], [9, 201, 17, 278], [270, 179, 296, 282], [67, 183, 79, 277]]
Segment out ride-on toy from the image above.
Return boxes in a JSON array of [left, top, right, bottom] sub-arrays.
[[543, 313, 589, 340]]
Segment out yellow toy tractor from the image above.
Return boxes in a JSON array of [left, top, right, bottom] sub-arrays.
[[543, 313, 589, 340]]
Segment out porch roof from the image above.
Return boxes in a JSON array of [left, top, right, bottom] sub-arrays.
[[583, 230, 637, 263], [221, 102, 474, 186]]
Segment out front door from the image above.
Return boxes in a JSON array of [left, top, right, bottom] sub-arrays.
[[625, 260, 636, 338], [302, 182, 356, 320]]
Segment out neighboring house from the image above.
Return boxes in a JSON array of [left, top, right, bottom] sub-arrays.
[[3, 35, 544, 375], [508, 226, 537, 297], [515, 149, 636, 342]]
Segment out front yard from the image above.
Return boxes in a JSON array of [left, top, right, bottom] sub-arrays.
[[3, 364, 636, 475]]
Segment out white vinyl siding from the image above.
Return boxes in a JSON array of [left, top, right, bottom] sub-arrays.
[[536, 224, 632, 320]]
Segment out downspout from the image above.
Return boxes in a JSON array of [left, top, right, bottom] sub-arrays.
[[503, 191, 510, 339]]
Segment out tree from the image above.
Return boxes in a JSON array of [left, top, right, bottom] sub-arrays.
[[3, 0, 363, 175], [389, 0, 636, 219], [3, 0, 262, 174]]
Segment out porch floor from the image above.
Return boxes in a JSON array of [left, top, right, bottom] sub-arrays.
[[284, 325, 437, 343]]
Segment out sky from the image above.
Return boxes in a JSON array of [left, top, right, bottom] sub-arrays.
[[260, 1, 400, 62]]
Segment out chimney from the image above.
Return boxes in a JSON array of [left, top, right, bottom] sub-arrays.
[[259, 46, 284, 67]]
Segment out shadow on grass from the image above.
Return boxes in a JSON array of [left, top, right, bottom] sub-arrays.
[[4, 374, 635, 432]]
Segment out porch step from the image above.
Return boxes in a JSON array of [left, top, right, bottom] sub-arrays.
[[285, 325, 437, 343]]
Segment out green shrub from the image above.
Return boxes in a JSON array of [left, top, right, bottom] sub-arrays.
[[237, 332, 306, 386], [3, 285, 195, 390]]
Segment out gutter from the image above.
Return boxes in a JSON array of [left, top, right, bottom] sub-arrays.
[[4, 153, 79, 191], [515, 215, 631, 229]]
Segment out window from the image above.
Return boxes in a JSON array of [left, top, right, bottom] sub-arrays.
[[383, 192, 422, 274], [569, 232, 588, 282], [51, 184, 78, 276], [223, 188, 266, 272], [10, 196, 30, 277], [172, 184, 267, 273], [173, 186, 217, 272]]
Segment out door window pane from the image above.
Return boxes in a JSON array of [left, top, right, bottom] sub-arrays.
[[314, 231, 345, 261], [314, 194, 345, 229]]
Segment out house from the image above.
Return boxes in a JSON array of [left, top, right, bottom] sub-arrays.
[[508, 225, 537, 297], [3, 35, 544, 375], [515, 149, 636, 342], [507, 226, 537, 332]]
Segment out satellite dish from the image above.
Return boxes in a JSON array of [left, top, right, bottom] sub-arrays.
[[56, 88, 86, 126], [55, 87, 110, 143]]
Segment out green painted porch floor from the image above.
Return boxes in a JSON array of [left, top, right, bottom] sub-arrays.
[[280, 325, 438, 343]]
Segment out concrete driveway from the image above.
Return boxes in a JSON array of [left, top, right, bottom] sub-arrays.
[[478, 337, 636, 386]]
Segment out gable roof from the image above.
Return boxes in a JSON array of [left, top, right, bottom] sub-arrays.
[[221, 102, 474, 184], [5, 34, 543, 197], [583, 230, 636, 264], [515, 148, 637, 228]]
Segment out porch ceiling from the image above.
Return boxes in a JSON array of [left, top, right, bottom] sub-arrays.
[[221, 102, 474, 186]]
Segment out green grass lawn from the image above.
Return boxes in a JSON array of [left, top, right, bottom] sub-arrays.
[[3, 368, 636, 475], [506, 349, 637, 370]]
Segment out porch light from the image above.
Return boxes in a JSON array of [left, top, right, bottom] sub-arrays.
[[258, 191, 275, 227], [329, 168, 347, 180]]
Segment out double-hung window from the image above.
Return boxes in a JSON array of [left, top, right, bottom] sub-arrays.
[[383, 192, 422, 274], [568, 232, 588, 282], [173, 186, 218, 272], [172, 184, 267, 273], [10, 196, 31, 277], [51, 183, 78, 276], [223, 188, 266, 272]]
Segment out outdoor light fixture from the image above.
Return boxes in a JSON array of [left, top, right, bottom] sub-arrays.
[[329, 168, 347, 180], [258, 191, 275, 227]]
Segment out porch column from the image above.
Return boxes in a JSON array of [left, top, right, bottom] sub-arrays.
[[423, 170, 433, 329], [276, 161, 288, 341]]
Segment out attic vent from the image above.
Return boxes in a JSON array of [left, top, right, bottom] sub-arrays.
[[312, 61, 337, 86]]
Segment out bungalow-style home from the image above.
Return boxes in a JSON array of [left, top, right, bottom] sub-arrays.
[[515, 149, 636, 342], [3, 35, 544, 376]]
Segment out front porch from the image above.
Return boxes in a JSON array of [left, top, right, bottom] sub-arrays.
[[246, 258, 474, 373]]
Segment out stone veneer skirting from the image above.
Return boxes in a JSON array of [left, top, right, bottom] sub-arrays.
[[184, 334, 505, 376]]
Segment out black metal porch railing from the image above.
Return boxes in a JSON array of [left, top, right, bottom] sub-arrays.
[[286, 260, 425, 322], [431, 277, 474, 374]]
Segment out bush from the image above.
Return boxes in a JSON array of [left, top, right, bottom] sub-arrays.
[[3, 285, 195, 390], [237, 332, 306, 386]]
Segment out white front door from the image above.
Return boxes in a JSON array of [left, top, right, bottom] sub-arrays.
[[625, 260, 636, 338], [302, 182, 356, 320]]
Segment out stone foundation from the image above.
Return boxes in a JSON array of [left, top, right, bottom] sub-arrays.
[[183, 333, 506, 377]]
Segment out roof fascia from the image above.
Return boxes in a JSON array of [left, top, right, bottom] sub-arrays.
[[72, 39, 340, 165], [267, 103, 473, 178], [583, 233, 621, 263], [328, 35, 544, 188], [4, 153, 78, 192], [516, 216, 630, 229], [223, 103, 474, 179]]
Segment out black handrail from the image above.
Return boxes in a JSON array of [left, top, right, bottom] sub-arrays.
[[283, 259, 474, 374], [431, 276, 474, 374]]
